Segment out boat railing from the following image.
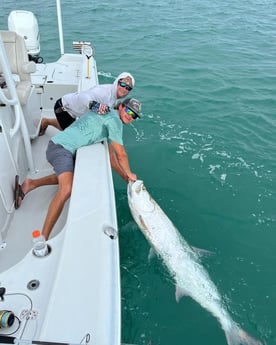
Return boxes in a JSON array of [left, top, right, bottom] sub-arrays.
[[0, 34, 35, 172], [0, 40, 19, 109]]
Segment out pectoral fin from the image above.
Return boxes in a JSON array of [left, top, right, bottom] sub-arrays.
[[192, 246, 214, 258], [147, 247, 156, 262]]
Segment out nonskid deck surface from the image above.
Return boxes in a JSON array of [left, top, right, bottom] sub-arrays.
[[0, 111, 68, 272]]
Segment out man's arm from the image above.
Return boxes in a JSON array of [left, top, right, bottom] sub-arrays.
[[108, 141, 136, 182]]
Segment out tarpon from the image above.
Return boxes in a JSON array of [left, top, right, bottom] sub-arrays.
[[127, 180, 262, 345]]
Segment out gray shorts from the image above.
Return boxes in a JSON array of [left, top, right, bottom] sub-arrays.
[[46, 140, 75, 176]]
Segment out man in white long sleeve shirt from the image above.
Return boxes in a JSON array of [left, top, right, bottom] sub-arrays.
[[39, 72, 135, 134]]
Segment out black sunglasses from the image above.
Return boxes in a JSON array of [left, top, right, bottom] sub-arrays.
[[118, 81, 132, 92]]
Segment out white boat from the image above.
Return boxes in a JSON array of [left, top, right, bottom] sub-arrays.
[[0, 2, 121, 345]]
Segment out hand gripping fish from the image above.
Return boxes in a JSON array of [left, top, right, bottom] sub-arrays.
[[127, 180, 263, 345]]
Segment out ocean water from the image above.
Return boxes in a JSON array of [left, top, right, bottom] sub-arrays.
[[1, 1, 276, 344]]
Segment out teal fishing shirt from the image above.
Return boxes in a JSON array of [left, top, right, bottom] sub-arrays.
[[52, 109, 123, 155]]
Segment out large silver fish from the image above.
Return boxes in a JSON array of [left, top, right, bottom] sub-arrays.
[[127, 180, 262, 345]]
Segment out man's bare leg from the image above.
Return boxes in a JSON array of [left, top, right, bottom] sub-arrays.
[[17, 174, 58, 208], [42, 172, 73, 240], [39, 118, 62, 135], [21, 174, 58, 195]]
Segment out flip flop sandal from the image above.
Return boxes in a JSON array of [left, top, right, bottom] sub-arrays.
[[14, 175, 25, 209]]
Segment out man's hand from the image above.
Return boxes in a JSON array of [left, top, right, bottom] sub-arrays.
[[89, 101, 110, 114], [98, 103, 110, 115], [127, 173, 137, 182]]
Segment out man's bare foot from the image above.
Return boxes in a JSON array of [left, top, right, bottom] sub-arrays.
[[14, 177, 33, 209], [39, 118, 48, 136]]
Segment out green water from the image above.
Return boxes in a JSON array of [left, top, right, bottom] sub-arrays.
[[1, 1, 276, 344]]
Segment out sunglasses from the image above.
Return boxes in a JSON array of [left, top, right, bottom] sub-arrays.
[[118, 81, 132, 92], [125, 106, 139, 120]]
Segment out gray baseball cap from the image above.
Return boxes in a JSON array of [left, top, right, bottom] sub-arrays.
[[123, 98, 141, 118]]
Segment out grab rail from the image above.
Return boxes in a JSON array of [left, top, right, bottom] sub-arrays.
[[0, 37, 21, 136], [0, 35, 35, 172]]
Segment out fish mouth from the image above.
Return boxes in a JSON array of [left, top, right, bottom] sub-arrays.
[[127, 180, 143, 199], [127, 181, 134, 198]]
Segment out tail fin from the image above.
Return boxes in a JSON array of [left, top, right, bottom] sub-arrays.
[[225, 323, 263, 345]]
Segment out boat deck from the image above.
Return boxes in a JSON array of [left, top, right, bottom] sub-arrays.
[[0, 117, 121, 343], [0, 111, 67, 272], [0, 21, 121, 343]]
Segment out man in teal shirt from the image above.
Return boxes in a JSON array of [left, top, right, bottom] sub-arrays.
[[15, 98, 141, 240]]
